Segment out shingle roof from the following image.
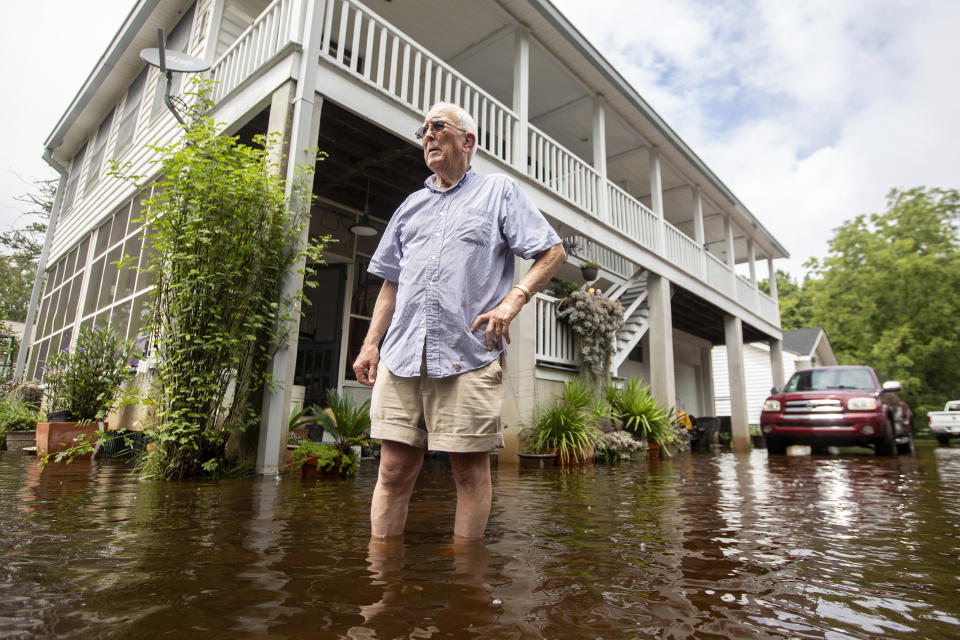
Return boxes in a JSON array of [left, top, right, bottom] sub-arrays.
[[783, 327, 824, 356]]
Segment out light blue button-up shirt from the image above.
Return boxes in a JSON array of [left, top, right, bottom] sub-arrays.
[[368, 170, 561, 378]]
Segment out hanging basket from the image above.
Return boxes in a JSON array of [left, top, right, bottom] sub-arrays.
[[580, 264, 599, 281]]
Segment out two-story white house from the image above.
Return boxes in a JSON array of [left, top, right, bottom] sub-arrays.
[[18, 0, 789, 472]]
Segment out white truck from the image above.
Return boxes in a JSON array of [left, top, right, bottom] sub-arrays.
[[927, 401, 960, 446]]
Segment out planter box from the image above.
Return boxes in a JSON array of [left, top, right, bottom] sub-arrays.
[[4, 430, 36, 453], [35, 422, 104, 457]]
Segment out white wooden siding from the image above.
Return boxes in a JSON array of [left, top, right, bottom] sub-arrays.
[[712, 343, 797, 425]]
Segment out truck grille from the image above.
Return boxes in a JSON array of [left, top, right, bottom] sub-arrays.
[[785, 399, 843, 414]]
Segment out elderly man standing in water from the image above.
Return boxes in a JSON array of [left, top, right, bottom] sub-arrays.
[[353, 102, 566, 540]]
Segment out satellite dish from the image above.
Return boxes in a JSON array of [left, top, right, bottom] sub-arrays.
[[139, 48, 210, 73]]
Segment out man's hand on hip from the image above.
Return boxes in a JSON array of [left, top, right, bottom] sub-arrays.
[[354, 344, 381, 387], [471, 290, 525, 350]]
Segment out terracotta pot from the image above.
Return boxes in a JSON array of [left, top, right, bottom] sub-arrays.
[[647, 441, 661, 461], [301, 452, 353, 479], [35, 421, 105, 457], [545, 446, 594, 466]]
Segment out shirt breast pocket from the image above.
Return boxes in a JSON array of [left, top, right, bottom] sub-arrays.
[[455, 208, 493, 246]]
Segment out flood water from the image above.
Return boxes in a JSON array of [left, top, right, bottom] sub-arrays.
[[1, 445, 959, 639]]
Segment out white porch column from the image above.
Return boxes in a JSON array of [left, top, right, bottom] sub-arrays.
[[592, 96, 609, 222], [649, 146, 664, 251], [767, 256, 779, 300], [512, 27, 530, 174], [769, 338, 785, 390], [699, 345, 715, 417], [692, 186, 705, 278], [502, 256, 538, 462], [723, 314, 750, 453], [647, 273, 676, 410], [747, 238, 757, 286], [724, 215, 737, 291], [257, 0, 327, 475]]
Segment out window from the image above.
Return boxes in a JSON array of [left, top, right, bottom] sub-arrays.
[[30, 237, 88, 380], [84, 108, 116, 195], [113, 68, 148, 157], [60, 143, 87, 214], [151, 5, 196, 120]]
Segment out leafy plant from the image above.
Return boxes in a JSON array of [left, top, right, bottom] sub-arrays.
[[606, 378, 675, 447], [557, 290, 624, 385], [115, 79, 330, 479], [0, 389, 44, 447], [531, 379, 600, 463], [548, 276, 580, 299], [292, 440, 358, 477], [316, 388, 371, 455], [42, 325, 137, 423]]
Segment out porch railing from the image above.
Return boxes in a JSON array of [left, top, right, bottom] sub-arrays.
[[607, 182, 660, 253], [528, 125, 601, 216], [664, 222, 703, 279], [535, 294, 577, 367], [705, 251, 734, 297], [563, 235, 637, 280], [319, 0, 517, 166], [209, 0, 302, 103]]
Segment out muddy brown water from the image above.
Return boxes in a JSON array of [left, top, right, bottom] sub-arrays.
[[1, 445, 958, 639]]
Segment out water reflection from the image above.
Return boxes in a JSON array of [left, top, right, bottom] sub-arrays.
[[1, 446, 959, 638]]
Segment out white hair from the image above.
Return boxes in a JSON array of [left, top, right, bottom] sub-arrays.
[[428, 102, 478, 159]]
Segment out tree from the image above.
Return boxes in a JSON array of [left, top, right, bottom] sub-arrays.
[[760, 269, 814, 331], [804, 187, 960, 414], [0, 177, 54, 323]]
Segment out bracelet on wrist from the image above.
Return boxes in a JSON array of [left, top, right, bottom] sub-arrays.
[[513, 283, 532, 303]]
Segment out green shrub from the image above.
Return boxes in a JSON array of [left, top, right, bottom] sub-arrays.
[[606, 378, 675, 446], [291, 440, 358, 477]]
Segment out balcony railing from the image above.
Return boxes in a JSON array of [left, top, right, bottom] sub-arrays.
[[528, 126, 601, 216], [563, 235, 637, 280], [319, 0, 517, 166], [211, 0, 778, 328], [535, 294, 577, 367], [209, 0, 302, 103]]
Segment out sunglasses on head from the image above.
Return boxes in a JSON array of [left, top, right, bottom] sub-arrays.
[[415, 119, 469, 140]]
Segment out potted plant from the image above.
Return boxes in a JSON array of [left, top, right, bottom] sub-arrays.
[[580, 261, 600, 281], [294, 388, 371, 478], [37, 325, 137, 457], [606, 378, 675, 459], [0, 384, 44, 453], [526, 378, 601, 465], [594, 429, 643, 463], [556, 290, 624, 387]]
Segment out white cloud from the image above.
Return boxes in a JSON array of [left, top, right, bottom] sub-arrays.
[[552, 0, 960, 277]]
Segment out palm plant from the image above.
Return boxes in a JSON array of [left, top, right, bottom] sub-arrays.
[[316, 388, 371, 455], [606, 378, 675, 447], [533, 379, 600, 463]]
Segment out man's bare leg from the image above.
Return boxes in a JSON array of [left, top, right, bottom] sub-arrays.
[[449, 451, 492, 539], [370, 440, 424, 539]]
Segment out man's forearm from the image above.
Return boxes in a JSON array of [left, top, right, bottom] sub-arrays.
[[517, 243, 567, 297], [363, 280, 398, 347]]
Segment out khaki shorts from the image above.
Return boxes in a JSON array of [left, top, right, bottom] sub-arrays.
[[370, 352, 506, 452]]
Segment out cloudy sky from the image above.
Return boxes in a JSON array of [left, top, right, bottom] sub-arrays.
[[2, 0, 958, 278]]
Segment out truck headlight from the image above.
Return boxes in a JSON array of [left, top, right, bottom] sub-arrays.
[[763, 399, 781, 412], [848, 397, 878, 410]]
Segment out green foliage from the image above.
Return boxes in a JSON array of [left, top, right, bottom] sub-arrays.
[[548, 276, 581, 299], [316, 388, 371, 454], [43, 325, 137, 423], [292, 440, 359, 477], [760, 270, 814, 331], [606, 378, 675, 446], [0, 178, 54, 323], [529, 378, 601, 463], [0, 387, 44, 447], [802, 187, 960, 414], [118, 80, 330, 479]]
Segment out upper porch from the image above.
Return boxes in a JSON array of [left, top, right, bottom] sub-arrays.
[[43, 0, 787, 350]]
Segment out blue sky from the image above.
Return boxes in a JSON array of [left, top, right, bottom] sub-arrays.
[[2, 0, 958, 279]]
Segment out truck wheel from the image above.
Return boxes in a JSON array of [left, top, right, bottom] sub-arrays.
[[766, 437, 786, 455], [896, 432, 914, 455], [937, 434, 951, 447], [875, 419, 896, 456]]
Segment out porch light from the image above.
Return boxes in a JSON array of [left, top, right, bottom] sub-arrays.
[[350, 178, 379, 236]]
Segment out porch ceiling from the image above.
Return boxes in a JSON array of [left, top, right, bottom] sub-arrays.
[[671, 285, 771, 345]]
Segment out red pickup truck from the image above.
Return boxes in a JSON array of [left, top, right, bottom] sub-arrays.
[[760, 365, 914, 456]]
